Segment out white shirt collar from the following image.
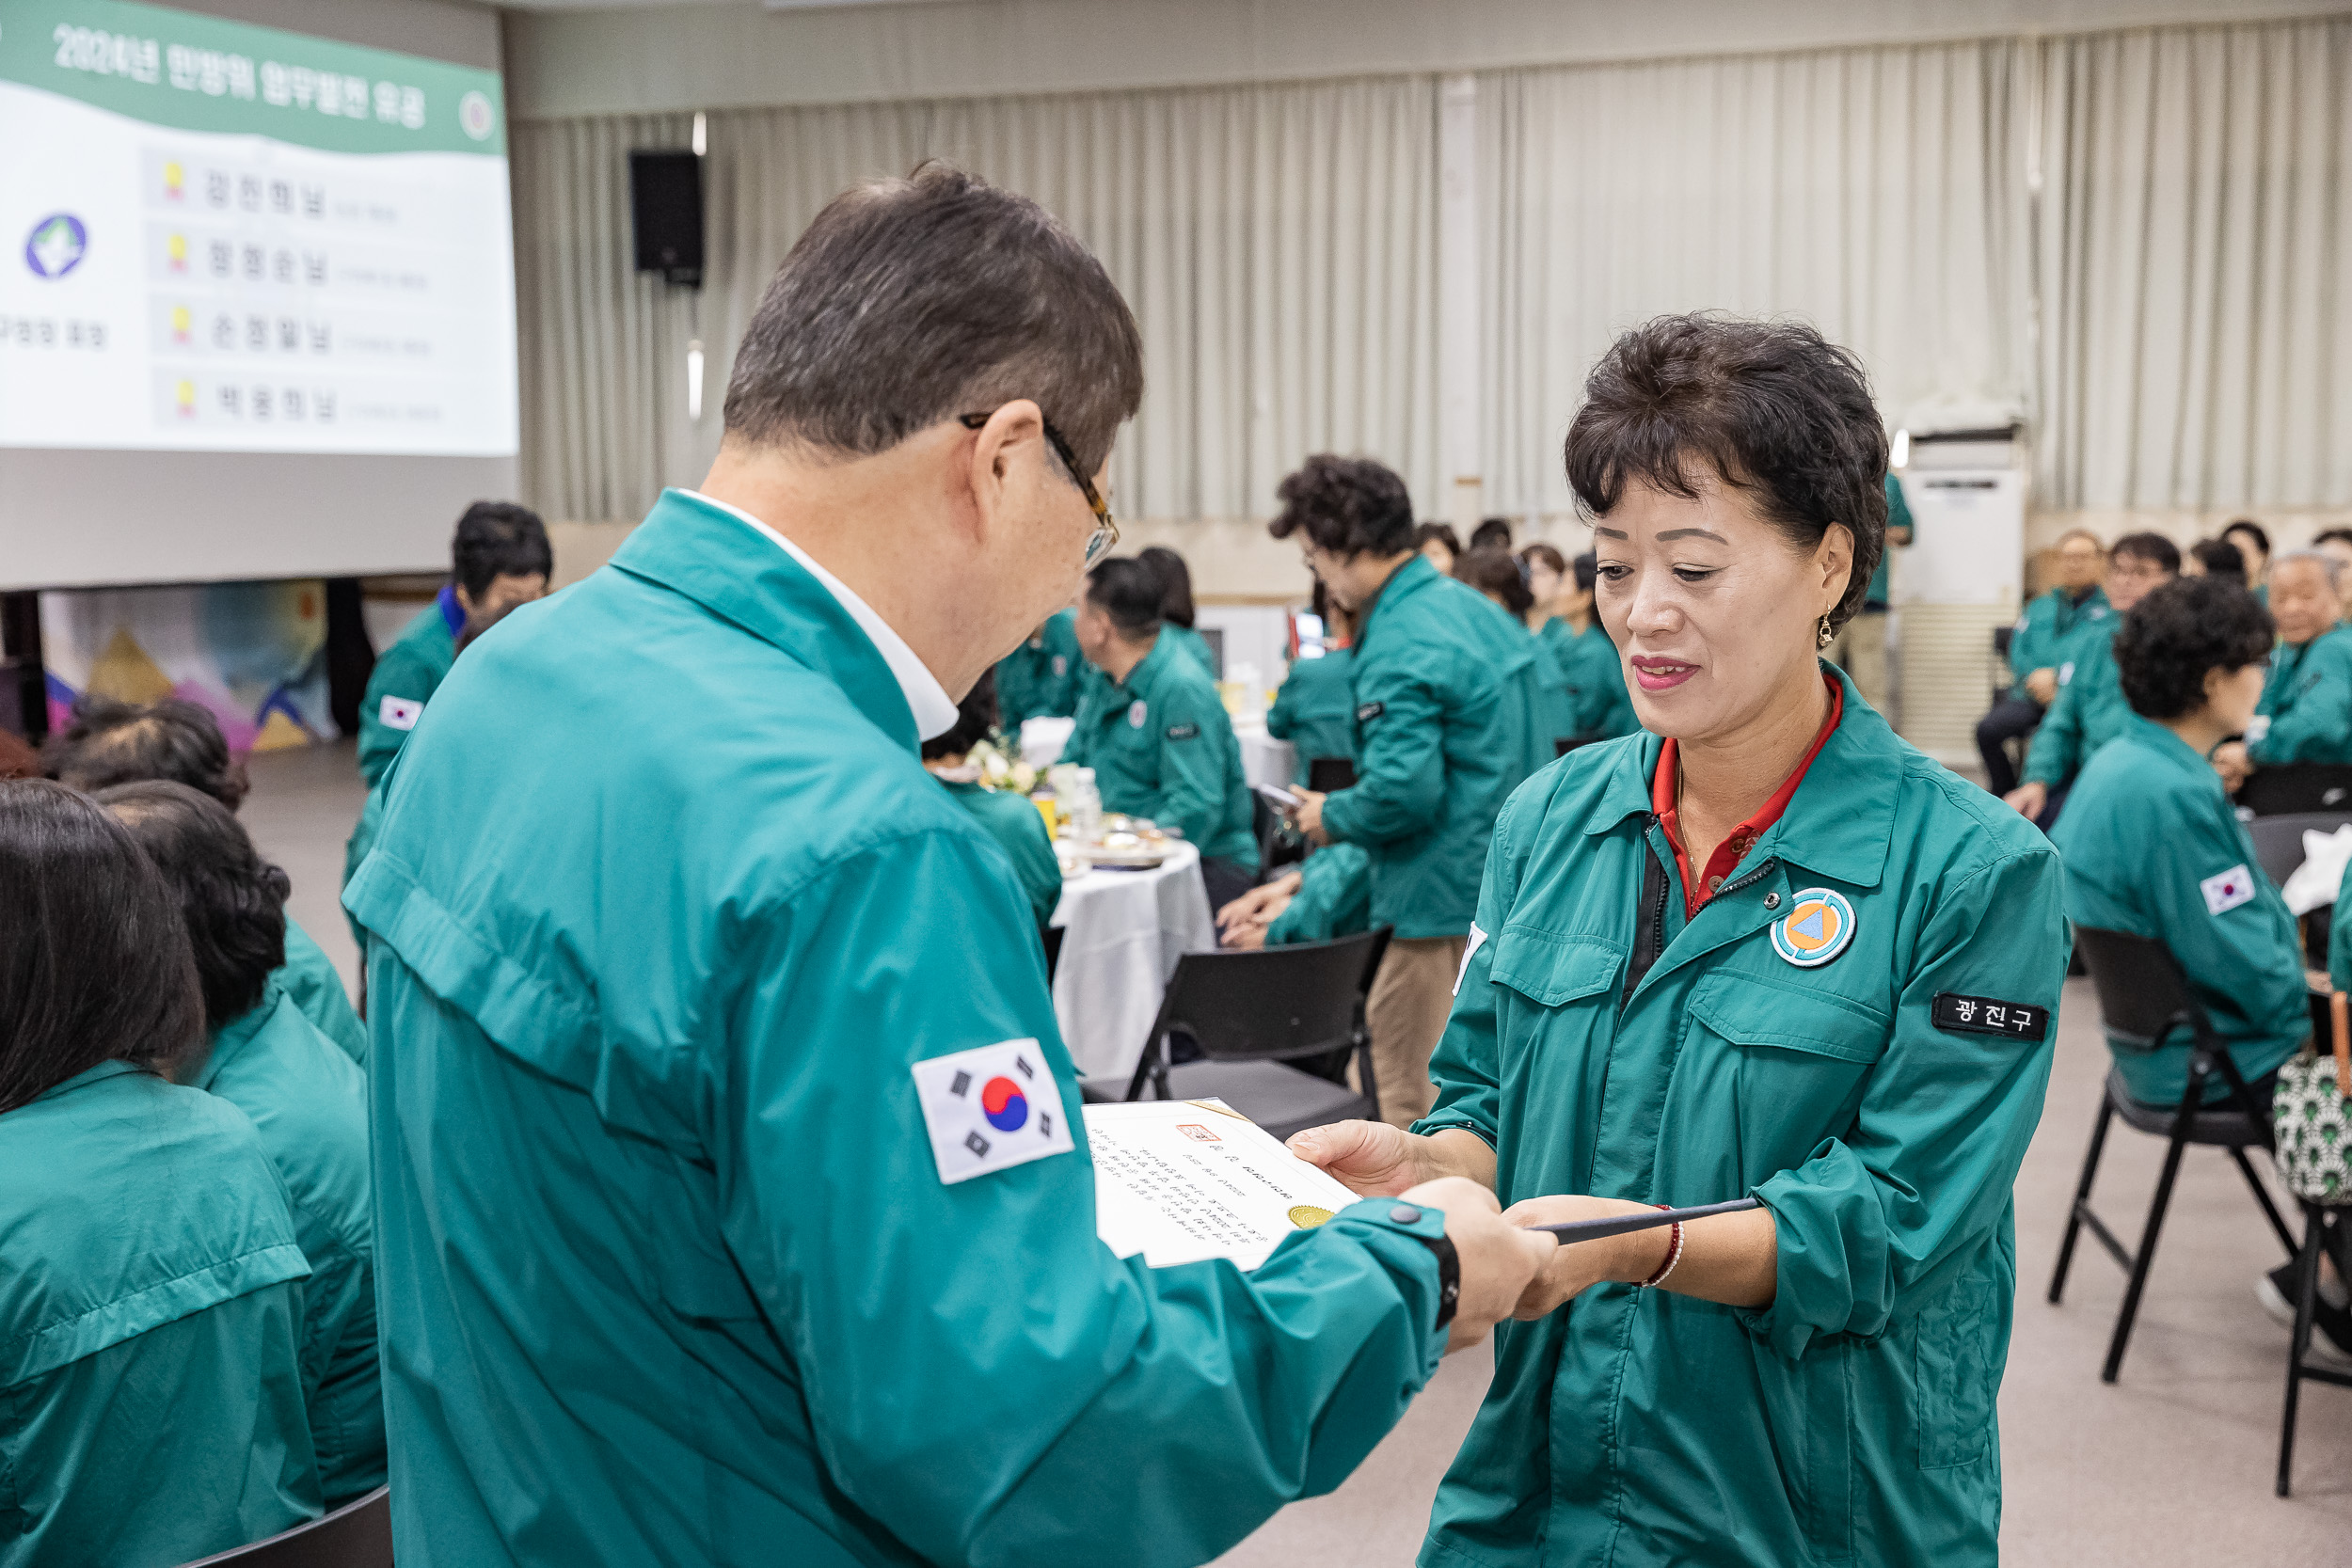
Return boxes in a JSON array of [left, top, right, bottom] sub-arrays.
[[680, 489, 960, 741]]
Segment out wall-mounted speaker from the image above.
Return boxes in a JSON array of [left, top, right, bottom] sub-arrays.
[[628, 149, 704, 288]]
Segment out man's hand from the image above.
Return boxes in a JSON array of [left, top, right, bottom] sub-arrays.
[[1498, 1196, 1667, 1319], [1291, 788, 1329, 846], [1289, 1119, 1430, 1196], [2003, 780, 2047, 820], [1396, 1177, 1557, 1353], [2024, 667, 2058, 705], [2211, 740, 2252, 793]]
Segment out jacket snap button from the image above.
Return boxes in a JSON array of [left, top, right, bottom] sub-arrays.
[[1763, 892, 1782, 910]]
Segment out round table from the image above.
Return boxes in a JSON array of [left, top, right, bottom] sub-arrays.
[[1050, 839, 1216, 1081]]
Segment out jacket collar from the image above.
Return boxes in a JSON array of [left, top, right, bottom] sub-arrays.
[[1354, 554, 1438, 649], [2116, 711, 2217, 781], [609, 489, 920, 754], [197, 980, 286, 1093], [1585, 663, 1899, 891], [1110, 631, 1177, 699]]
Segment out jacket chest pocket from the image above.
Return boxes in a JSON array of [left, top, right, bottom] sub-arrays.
[[1681, 972, 1891, 1175], [1486, 928, 1624, 1080]]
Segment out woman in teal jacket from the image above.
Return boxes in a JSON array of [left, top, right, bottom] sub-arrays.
[[1294, 316, 2068, 1568], [922, 671, 1065, 927], [1539, 552, 1640, 742], [0, 781, 320, 1568], [98, 781, 384, 1506], [2051, 578, 2307, 1106], [1266, 587, 1358, 785]]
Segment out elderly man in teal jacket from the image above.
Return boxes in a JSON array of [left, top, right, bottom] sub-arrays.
[[1272, 456, 1550, 1128], [344, 166, 1547, 1568]]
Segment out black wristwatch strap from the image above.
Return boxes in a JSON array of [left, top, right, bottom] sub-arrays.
[[1419, 1235, 1461, 1330]]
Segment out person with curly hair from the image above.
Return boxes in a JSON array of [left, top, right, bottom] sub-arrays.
[[1270, 455, 1552, 1127], [96, 780, 384, 1508], [1292, 313, 2069, 1568]]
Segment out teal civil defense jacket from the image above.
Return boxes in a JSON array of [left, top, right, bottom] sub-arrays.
[[1264, 648, 1357, 785], [2006, 587, 2112, 703], [1419, 667, 2066, 1568], [356, 589, 461, 789], [994, 608, 1081, 729], [342, 489, 1455, 1568], [1064, 633, 1259, 868], [198, 982, 384, 1505], [1162, 622, 1219, 679], [938, 776, 1064, 927], [1266, 844, 1373, 947], [278, 917, 366, 1065], [2251, 623, 2352, 767], [2052, 715, 2307, 1104], [2022, 630, 2130, 789], [1322, 556, 1550, 940], [1, 1062, 320, 1568], [1539, 618, 1638, 742]]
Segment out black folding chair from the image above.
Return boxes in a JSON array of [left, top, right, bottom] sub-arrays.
[[2241, 764, 2352, 816], [177, 1487, 392, 1567], [2279, 1195, 2352, 1495], [1101, 927, 1392, 1141], [1042, 924, 1065, 984], [2049, 927, 2298, 1383], [2245, 812, 2352, 966], [1306, 756, 1356, 794]]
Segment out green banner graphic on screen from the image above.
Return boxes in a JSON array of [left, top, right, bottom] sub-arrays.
[[0, 0, 518, 456]]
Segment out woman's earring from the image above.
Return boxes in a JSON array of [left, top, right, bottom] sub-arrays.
[[1816, 614, 1835, 650]]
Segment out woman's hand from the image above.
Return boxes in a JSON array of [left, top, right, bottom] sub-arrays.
[[1288, 1120, 1430, 1196], [1216, 875, 1297, 942], [1499, 1196, 1670, 1318], [2002, 781, 2047, 820]]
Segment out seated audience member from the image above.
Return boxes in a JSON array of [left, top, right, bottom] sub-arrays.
[[2006, 531, 2178, 828], [1455, 547, 1577, 746], [2051, 577, 2306, 1108], [2213, 552, 2352, 788], [920, 672, 1062, 927], [95, 781, 383, 1507], [2224, 516, 2273, 600], [0, 780, 321, 1567], [1264, 581, 1356, 785], [1066, 557, 1260, 911], [1136, 545, 1218, 678], [1544, 552, 1638, 743], [357, 499, 550, 789], [2185, 537, 2248, 584], [1469, 516, 1514, 553], [2313, 528, 2352, 614], [1978, 529, 2107, 796], [1517, 542, 1566, 634], [1215, 843, 1371, 950], [1413, 521, 1460, 577], [995, 605, 1082, 730], [1821, 470, 1915, 717], [42, 696, 363, 1063]]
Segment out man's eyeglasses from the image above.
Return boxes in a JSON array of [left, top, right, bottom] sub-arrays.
[[960, 411, 1119, 567]]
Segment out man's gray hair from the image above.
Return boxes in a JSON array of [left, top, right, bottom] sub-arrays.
[[2275, 548, 2343, 592], [723, 163, 1143, 477]]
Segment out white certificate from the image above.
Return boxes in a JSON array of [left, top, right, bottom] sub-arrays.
[[1084, 1098, 1363, 1271]]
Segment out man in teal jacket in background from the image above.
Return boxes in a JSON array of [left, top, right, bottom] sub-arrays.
[[2007, 531, 2178, 829], [1271, 455, 1550, 1128], [345, 166, 1547, 1568], [1978, 528, 2109, 795], [994, 607, 1082, 729]]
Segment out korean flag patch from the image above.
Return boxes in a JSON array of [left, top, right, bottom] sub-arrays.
[[912, 1038, 1075, 1185], [378, 695, 423, 732], [2201, 863, 2257, 916]]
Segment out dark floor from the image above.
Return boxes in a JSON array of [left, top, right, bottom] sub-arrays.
[[243, 742, 2352, 1567]]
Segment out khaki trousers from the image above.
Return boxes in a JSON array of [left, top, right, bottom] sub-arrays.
[[1359, 934, 1469, 1129], [1828, 610, 1894, 721]]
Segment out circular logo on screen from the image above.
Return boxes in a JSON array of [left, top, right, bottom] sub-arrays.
[[24, 214, 87, 279], [980, 1076, 1029, 1133], [1770, 887, 1857, 968], [458, 90, 495, 141]]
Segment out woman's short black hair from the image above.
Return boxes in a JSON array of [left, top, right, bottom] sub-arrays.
[[2114, 577, 2275, 721], [1267, 455, 1417, 559], [2222, 518, 2272, 560], [94, 781, 289, 1033], [1470, 517, 1514, 551], [1518, 542, 1565, 578], [2188, 538, 2247, 584], [1454, 548, 1534, 618], [1415, 522, 1461, 558], [1137, 546, 1197, 629], [452, 500, 552, 599], [1086, 557, 1167, 641], [0, 780, 202, 1113], [2110, 531, 2182, 576], [1563, 313, 1889, 630], [923, 670, 1001, 762], [43, 696, 248, 810]]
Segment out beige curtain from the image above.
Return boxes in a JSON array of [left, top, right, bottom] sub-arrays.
[[1475, 39, 2033, 519], [513, 77, 1438, 525], [2033, 17, 2352, 509]]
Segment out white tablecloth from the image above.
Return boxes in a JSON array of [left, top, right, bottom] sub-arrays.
[[1050, 839, 1216, 1080], [1232, 717, 1296, 791]]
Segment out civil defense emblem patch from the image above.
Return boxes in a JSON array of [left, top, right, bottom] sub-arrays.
[[1770, 887, 1856, 968]]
